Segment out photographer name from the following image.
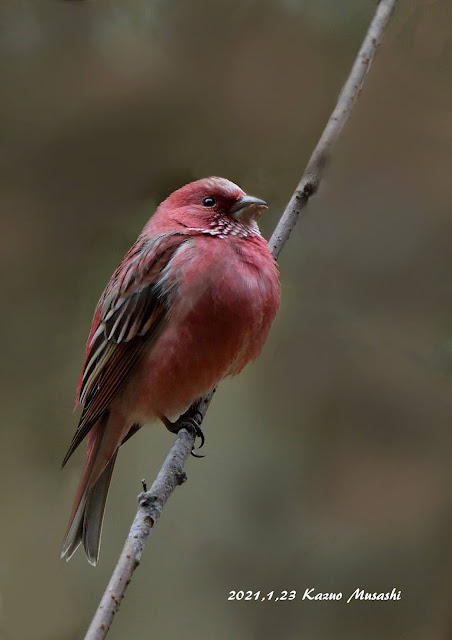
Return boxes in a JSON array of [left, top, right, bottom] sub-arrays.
[[302, 588, 401, 604]]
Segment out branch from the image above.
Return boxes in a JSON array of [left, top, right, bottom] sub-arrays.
[[269, 0, 397, 259], [83, 2, 397, 638], [83, 393, 213, 640]]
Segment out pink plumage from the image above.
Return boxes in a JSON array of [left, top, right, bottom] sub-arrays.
[[61, 177, 280, 564]]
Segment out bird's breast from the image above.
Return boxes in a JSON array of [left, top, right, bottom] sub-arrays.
[[124, 234, 279, 422], [170, 234, 278, 335]]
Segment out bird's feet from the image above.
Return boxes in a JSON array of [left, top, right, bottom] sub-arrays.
[[161, 411, 205, 458]]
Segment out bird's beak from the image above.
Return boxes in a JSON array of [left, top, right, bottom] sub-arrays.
[[230, 195, 268, 222]]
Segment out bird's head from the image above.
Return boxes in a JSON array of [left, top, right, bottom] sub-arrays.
[[154, 177, 268, 234]]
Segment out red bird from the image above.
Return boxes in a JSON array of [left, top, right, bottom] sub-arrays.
[[61, 177, 280, 564]]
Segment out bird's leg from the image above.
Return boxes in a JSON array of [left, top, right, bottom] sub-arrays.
[[160, 411, 205, 457]]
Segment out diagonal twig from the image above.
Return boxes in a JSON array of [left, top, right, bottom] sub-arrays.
[[269, 0, 397, 258], [83, 2, 398, 638]]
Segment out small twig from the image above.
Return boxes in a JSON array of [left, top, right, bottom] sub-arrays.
[[269, 0, 397, 259], [84, 393, 213, 640], [83, 2, 397, 638]]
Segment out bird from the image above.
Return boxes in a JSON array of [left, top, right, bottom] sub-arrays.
[[61, 177, 280, 565]]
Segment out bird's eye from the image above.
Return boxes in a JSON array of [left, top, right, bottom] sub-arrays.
[[202, 197, 216, 207]]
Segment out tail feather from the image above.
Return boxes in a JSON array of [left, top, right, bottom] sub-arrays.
[[61, 410, 130, 564], [61, 496, 84, 562], [60, 452, 118, 565], [83, 451, 118, 565], [61, 412, 115, 565]]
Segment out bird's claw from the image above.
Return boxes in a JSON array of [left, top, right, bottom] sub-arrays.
[[183, 416, 205, 458], [162, 411, 206, 457]]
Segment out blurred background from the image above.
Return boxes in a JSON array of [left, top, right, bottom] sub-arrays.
[[1, 0, 451, 638]]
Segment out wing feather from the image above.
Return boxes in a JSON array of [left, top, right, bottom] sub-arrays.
[[62, 232, 188, 467]]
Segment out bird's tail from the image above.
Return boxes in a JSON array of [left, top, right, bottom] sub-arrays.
[[60, 414, 118, 566]]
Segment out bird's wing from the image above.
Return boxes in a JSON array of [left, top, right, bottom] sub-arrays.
[[62, 232, 188, 466]]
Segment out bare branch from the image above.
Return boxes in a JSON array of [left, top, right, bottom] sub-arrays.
[[269, 0, 397, 259], [83, 2, 398, 638], [84, 393, 213, 640]]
